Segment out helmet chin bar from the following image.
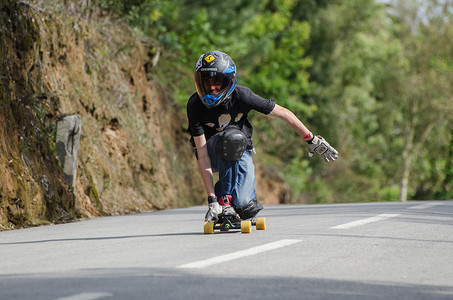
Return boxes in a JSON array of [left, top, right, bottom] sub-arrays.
[[199, 78, 236, 108], [201, 94, 221, 108]]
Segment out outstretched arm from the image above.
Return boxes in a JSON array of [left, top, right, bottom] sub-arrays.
[[268, 104, 313, 140], [268, 104, 338, 162]]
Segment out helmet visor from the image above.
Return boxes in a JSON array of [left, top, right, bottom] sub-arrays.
[[194, 71, 234, 99]]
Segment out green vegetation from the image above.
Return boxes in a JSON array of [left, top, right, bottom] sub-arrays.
[[78, 0, 453, 202]]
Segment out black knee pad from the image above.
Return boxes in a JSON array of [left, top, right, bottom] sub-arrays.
[[234, 199, 263, 220], [219, 125, 247, 161]]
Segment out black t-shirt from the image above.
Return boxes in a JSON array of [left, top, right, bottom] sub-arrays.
[[187, 85, 276, 149]]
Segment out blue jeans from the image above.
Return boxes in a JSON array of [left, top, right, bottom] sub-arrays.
[[207, 134, 256, 208]]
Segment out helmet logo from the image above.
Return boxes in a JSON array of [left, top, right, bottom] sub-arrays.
[[204, 55, 215, 63]]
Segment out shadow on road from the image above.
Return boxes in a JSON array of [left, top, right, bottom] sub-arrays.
[[0, 232, 205, 245], [1, 267, 452, 300]]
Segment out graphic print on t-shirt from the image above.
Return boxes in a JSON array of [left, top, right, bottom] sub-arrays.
[[218, 114, 231, 131]]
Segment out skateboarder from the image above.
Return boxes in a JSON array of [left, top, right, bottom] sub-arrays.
[[187, 51, 338, 223]]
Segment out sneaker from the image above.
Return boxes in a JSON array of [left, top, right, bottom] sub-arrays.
[[219, 195, 237, 216]]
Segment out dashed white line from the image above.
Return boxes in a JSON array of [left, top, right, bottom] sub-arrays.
[[55, 292, 112, 300], [408, 202, 444, 210], [177, 239, 301, 269], [331, 214, 400, 229]]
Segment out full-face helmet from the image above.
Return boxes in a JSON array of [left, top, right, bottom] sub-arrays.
[[194, 51, 237, 108]]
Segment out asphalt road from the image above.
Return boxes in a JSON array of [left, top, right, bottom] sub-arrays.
[[1, 201, 452, 300]]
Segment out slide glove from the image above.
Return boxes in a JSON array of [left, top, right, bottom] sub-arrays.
[[205, 196, 222, 222], [308, 135, 338, 162]]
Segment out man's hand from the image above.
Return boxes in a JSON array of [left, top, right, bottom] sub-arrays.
[[308, 135, 338, 162], [205, 197, 222, 222]]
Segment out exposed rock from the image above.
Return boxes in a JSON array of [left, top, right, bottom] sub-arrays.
[[56, 114, 81, 187]]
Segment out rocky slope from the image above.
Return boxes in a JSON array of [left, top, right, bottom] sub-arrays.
[[0, 1, 289, 230]]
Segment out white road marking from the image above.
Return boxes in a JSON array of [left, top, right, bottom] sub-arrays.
[[177, 239, 301, 269], [408, 202, 444, 210], [55, 292, 112, 300], [330, 214, 400, 229]]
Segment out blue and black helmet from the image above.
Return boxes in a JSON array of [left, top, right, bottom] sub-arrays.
[[194, 51, 237, 108]]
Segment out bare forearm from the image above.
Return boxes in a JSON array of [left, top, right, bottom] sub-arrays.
[[197, 155, 216, 197], [193, 135, 216, 197], [269, 104, 339, 162], [283, 109, 310, 138], [269, 104, 311, 138]]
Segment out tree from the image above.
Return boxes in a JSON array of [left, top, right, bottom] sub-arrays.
[[299, 0, 406, 202], [389, 0, 453, 201]]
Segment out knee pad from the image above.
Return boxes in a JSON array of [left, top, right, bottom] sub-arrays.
[[234, 199, 263, 220], [219, 125, 247, 161]]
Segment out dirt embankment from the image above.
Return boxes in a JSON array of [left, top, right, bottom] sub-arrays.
[[0, 1, 206, 230], [0, 1, 290, 230]]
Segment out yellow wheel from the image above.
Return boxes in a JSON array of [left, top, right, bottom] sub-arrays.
[[256, 217, 266, 230], [241, 220, 252, 234], [204, 222, 215, 234]]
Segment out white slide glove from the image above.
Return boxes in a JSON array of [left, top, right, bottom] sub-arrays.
[[205, 199, 222, 222], [308, 135, 338, 162]]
